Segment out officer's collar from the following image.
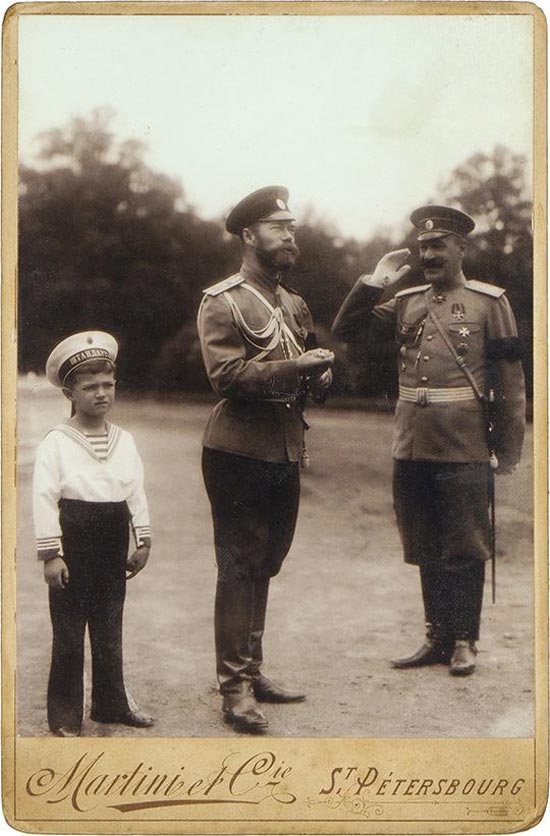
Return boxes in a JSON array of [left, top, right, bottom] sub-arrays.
[[240, 262, 281, 293], [426, 270, 467, 293]]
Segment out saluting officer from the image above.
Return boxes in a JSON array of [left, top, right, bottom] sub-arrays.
[[333, 205, 525, 676], [198, 185, 334, 733]]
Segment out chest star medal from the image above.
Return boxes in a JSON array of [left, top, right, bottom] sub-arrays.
[[458, 326, 470, 337]]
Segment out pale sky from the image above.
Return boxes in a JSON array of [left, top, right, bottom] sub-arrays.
[[18, 11, 533, 240]]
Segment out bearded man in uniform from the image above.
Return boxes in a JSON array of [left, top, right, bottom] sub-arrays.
[[198, 186, 334, 732]]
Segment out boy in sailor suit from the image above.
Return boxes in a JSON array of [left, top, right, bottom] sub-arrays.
[[33, 331, 154, 736]]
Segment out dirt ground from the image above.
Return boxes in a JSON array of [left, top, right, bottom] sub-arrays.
[[15, 379, 535, 739]]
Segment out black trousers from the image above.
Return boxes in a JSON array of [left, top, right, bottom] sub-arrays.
[[47, 500, 131, 732], [202, 448, 300, 694], [393, 460, 491, 641]]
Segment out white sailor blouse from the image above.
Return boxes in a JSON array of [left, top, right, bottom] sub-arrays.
[[33, 423, 151, 559]]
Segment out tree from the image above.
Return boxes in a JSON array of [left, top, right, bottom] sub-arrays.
[[436, 146, 533, 391], [19, 122, 532, 398], [19, 109, 235, 390], [330, 146, 533, 398]]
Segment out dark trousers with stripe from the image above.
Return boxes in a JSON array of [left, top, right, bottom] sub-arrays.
[[47, 500, 131, 732], [393, 460, 490, 641], [202, 448, 300, 694]]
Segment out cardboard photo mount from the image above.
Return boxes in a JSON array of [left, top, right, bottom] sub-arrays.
[[1, 2, 548, 834]]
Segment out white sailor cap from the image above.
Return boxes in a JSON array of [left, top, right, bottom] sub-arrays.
[[46, 331, 118, 387]]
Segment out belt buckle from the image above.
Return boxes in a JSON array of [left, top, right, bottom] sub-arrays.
[[416, 387, 429, 406]]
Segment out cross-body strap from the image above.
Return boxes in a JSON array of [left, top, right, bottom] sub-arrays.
[[426, 297, 498, 602], [425, 300, 486, 403]]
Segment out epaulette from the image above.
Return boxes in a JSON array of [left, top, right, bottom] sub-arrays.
[[395, 284, 431, 298], [465, 279, 505, 298], [202, 274, 244, 296]]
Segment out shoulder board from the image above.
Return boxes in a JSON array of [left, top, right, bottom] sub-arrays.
[[202, 274, 244, 297], [395, 284, 431, 298], [465, 279, 505, 298]]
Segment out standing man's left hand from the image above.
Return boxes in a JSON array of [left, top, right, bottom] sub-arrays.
[[126, 545, 150, 579]]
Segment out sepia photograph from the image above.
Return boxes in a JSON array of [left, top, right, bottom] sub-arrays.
[[2, 1, 547, 833]]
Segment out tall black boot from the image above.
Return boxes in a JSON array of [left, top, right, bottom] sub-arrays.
[[215, 561, 268, 732], [248, 574, 305, 703], [448, 559, 485, 676], [222, 680, 268, 733], [248, 574, 270, 681], [214, 558, 255, 694], [391, 565, 454, 668]]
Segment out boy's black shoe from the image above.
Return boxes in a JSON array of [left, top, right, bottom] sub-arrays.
[[53, 726, 81, 737]]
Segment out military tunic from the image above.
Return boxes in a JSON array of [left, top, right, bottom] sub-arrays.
[[197, 263, 321, 693], [198, 263, 316, 463], [333, 275, 526, 572], [333, 276, 525, 467]]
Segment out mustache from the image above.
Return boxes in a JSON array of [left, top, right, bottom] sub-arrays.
[[281, 243, 300, 257], [422, 260, 445, 268]]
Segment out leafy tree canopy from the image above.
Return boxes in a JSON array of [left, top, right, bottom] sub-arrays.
[[19, 113, 532, 396]]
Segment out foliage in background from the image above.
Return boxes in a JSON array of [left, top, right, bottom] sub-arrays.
[[19, 110, 533, 397]]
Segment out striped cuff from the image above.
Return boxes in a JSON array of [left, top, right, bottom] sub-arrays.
[[133, 526, 151, 548], [36, 537, 63, 559]]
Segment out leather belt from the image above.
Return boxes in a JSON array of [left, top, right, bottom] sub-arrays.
[[399, 385, 477, 406], [263, 396, 298, 404]]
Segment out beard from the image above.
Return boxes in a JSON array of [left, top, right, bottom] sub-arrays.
[[256, 242, 300, 273]]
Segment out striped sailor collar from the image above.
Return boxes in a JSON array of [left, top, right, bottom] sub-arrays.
[[50, 421, 122, 461]]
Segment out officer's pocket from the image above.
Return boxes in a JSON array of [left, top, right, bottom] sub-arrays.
[[396, 331, 417, 347], [396, 315, 426, 345], [447, 321, 481, 335]]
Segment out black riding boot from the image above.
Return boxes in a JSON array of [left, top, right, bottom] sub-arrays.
[[247, 573, 305, 703], [448, 558, 485, 676], [214, 563, 268, 732], [248, 574, 270, 681], [214, 560, 255, 694], [391, 564, 454, 668]]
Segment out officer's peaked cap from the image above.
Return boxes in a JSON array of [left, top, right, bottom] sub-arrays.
[[225, 185, 295, 235], [411, 205, 475, 241], [46, 331, 118, 387]]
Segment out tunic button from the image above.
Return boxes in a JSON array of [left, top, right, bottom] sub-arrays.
[[420, 376, 428, 382], [285, 403, 291, 410], [426, 335, 433, 341], [423, 355, 430, 361]]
